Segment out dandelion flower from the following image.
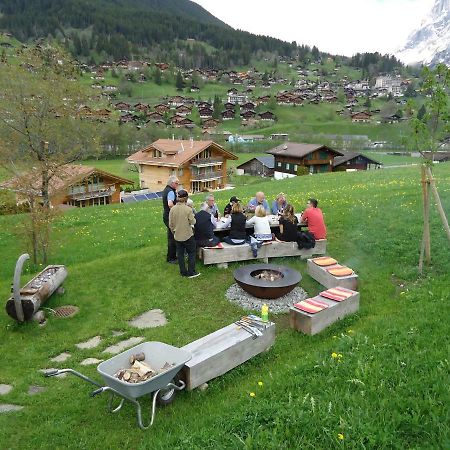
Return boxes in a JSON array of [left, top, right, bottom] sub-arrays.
[[249, 392, 256, 397], [258, 381, 263, 387], [331, 352, 338, 358], [347, 329, 354, 334], [337, 433, 344, 440]]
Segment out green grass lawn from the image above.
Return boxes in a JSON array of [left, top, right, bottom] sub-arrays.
[[0, 165, 449, 448]]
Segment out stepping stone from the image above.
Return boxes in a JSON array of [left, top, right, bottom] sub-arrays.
[[0, 404, 23, 413], [76, 336, 102, 350], [39, 368, 67, 378], [80, 358, 103, 366], [128, 309, 168, 329], [50, 352, 71, 363], [0, 384, 13, 395], [28, 385, 46, 395], [112, 330, 125, 337], [102, 337, 144, 355]]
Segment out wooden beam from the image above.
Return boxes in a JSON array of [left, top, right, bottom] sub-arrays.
[[180, 322, 275, 390]]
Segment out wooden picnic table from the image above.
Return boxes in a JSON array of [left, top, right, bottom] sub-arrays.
[[213, 214, 308, 236]]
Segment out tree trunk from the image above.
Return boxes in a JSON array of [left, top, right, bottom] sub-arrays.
[[419, 165, 431, 273]]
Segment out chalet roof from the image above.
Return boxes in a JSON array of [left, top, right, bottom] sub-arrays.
[[333, 152, 382, 167], [267, 143, 343, 158], [237, 155, 275, 170], [127, 139, 238, 167], [0, 164, 134, 197]]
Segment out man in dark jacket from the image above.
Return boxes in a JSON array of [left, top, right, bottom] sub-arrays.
[[162, 175, 179, 263], [223, 195, 241, 216], [194, 202, 221, 247]]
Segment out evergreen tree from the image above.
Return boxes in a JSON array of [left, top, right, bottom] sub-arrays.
[[212, 94, 222, 119], [175, 70, 184, 91], [417, 104, 426, 121], [154, 67, 162, 85]]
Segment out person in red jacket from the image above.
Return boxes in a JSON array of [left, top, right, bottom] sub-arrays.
[[300, 198, 327, 239]]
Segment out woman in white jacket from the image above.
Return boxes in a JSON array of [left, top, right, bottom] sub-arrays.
[[246, 205, 272, 256]]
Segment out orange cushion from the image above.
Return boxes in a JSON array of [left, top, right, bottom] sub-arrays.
[[327, 266, 354, 277], [313, 257, 337, 266]]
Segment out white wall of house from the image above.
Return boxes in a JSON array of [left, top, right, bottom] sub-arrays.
[[274, 171, 296, 180]]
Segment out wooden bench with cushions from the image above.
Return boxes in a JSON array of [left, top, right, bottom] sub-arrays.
[[198, 239, 327, 268]]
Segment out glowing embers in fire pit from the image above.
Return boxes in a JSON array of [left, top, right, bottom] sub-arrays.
[[234, 264, 301, 299], [251, 269, 284, 282]]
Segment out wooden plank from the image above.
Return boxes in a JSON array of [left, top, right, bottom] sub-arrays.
[[199, 240, 327, 265], [306, 258, 358, 290], [180, 322, 276, 390], [289, 291, 359, 335]]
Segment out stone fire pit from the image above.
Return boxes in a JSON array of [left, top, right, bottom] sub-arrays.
[[233, 264, 301, 299]]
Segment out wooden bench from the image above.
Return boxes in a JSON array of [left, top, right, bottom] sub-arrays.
[[199, 240, 327, 268], [180, 321, 275, 390], [289, 289, 359, 335], [306, 257, 359, 290]]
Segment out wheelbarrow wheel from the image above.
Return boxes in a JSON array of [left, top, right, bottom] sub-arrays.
[[156, 376, 178, 406]]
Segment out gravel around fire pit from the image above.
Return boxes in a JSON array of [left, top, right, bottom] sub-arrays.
[[226, 283, 309, 314]]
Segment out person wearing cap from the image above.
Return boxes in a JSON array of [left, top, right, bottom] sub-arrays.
[[223, 195, 241, 217], [169, 190, 200, 278], [247, 191, 270, 214], [271, 193, 287, 215]]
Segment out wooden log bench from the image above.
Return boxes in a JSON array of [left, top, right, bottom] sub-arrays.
[[198, 240, 327, 268], [289, 288, 360, 335], [306, 257, 359, 290], [180, 321, 275, 390]]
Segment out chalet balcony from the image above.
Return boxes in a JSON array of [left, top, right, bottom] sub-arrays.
[[190, 170, 222, 181], [68, 187, 113, 201], [190, 158, 223, 168]]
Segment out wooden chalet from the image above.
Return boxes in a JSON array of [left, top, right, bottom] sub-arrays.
[[236, 156, 275, 177], [333, 152, 382, 171], [267, 143, 343, 178], [258, 111, 277, 121], [351, 111, 372, 123], [114, 102, 131, 112], [147, 111, 164, 121], [221, 109, 235, 120], [202, 118, 220, 128], [0, 165, 133, 208], [199, 107, 213, 119], [175, 105, 192, 117], [127, 139, 238, 193], [240, 110, 256, 119], [154, 104, 170, 114]]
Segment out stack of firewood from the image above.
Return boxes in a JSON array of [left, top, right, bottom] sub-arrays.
[[114, 352, 174, 384]]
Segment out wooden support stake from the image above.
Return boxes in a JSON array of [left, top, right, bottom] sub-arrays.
[[426, 166, 450, 244]]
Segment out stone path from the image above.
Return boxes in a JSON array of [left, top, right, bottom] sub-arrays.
[[0, 404, 23, 413], [128, 309, 167, 329], [111, 330, 125, 337], [80, 358, 103, 366], [102, 337, 144, 355], [50, 352, 71, 363], [28, 385, 46, 395], [0, 384, 13, 395], [76, 336, 102, 349]]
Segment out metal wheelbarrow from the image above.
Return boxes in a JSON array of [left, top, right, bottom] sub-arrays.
[[45, 342, 191, 429]]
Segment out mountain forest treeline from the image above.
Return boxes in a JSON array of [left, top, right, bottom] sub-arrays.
[[0, 0, 404, 72]]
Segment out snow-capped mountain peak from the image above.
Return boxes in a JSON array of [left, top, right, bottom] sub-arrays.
[[397, 0, 450, 66]]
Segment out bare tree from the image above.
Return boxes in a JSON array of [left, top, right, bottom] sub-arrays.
[[409, 64, 450, 273], [0, 44, 100, 263]]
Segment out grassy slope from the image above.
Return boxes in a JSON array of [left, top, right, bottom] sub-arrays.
[[0, 166, 449, 449]]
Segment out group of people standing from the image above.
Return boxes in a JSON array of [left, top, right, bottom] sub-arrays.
[[163, 175, 327, 278]]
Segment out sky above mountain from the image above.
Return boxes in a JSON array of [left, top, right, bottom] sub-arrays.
[[194, 0, 434, 56]]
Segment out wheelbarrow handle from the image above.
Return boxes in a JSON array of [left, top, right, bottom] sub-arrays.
[[90, 387, 105, 397], [44, 369, 60, 377]]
